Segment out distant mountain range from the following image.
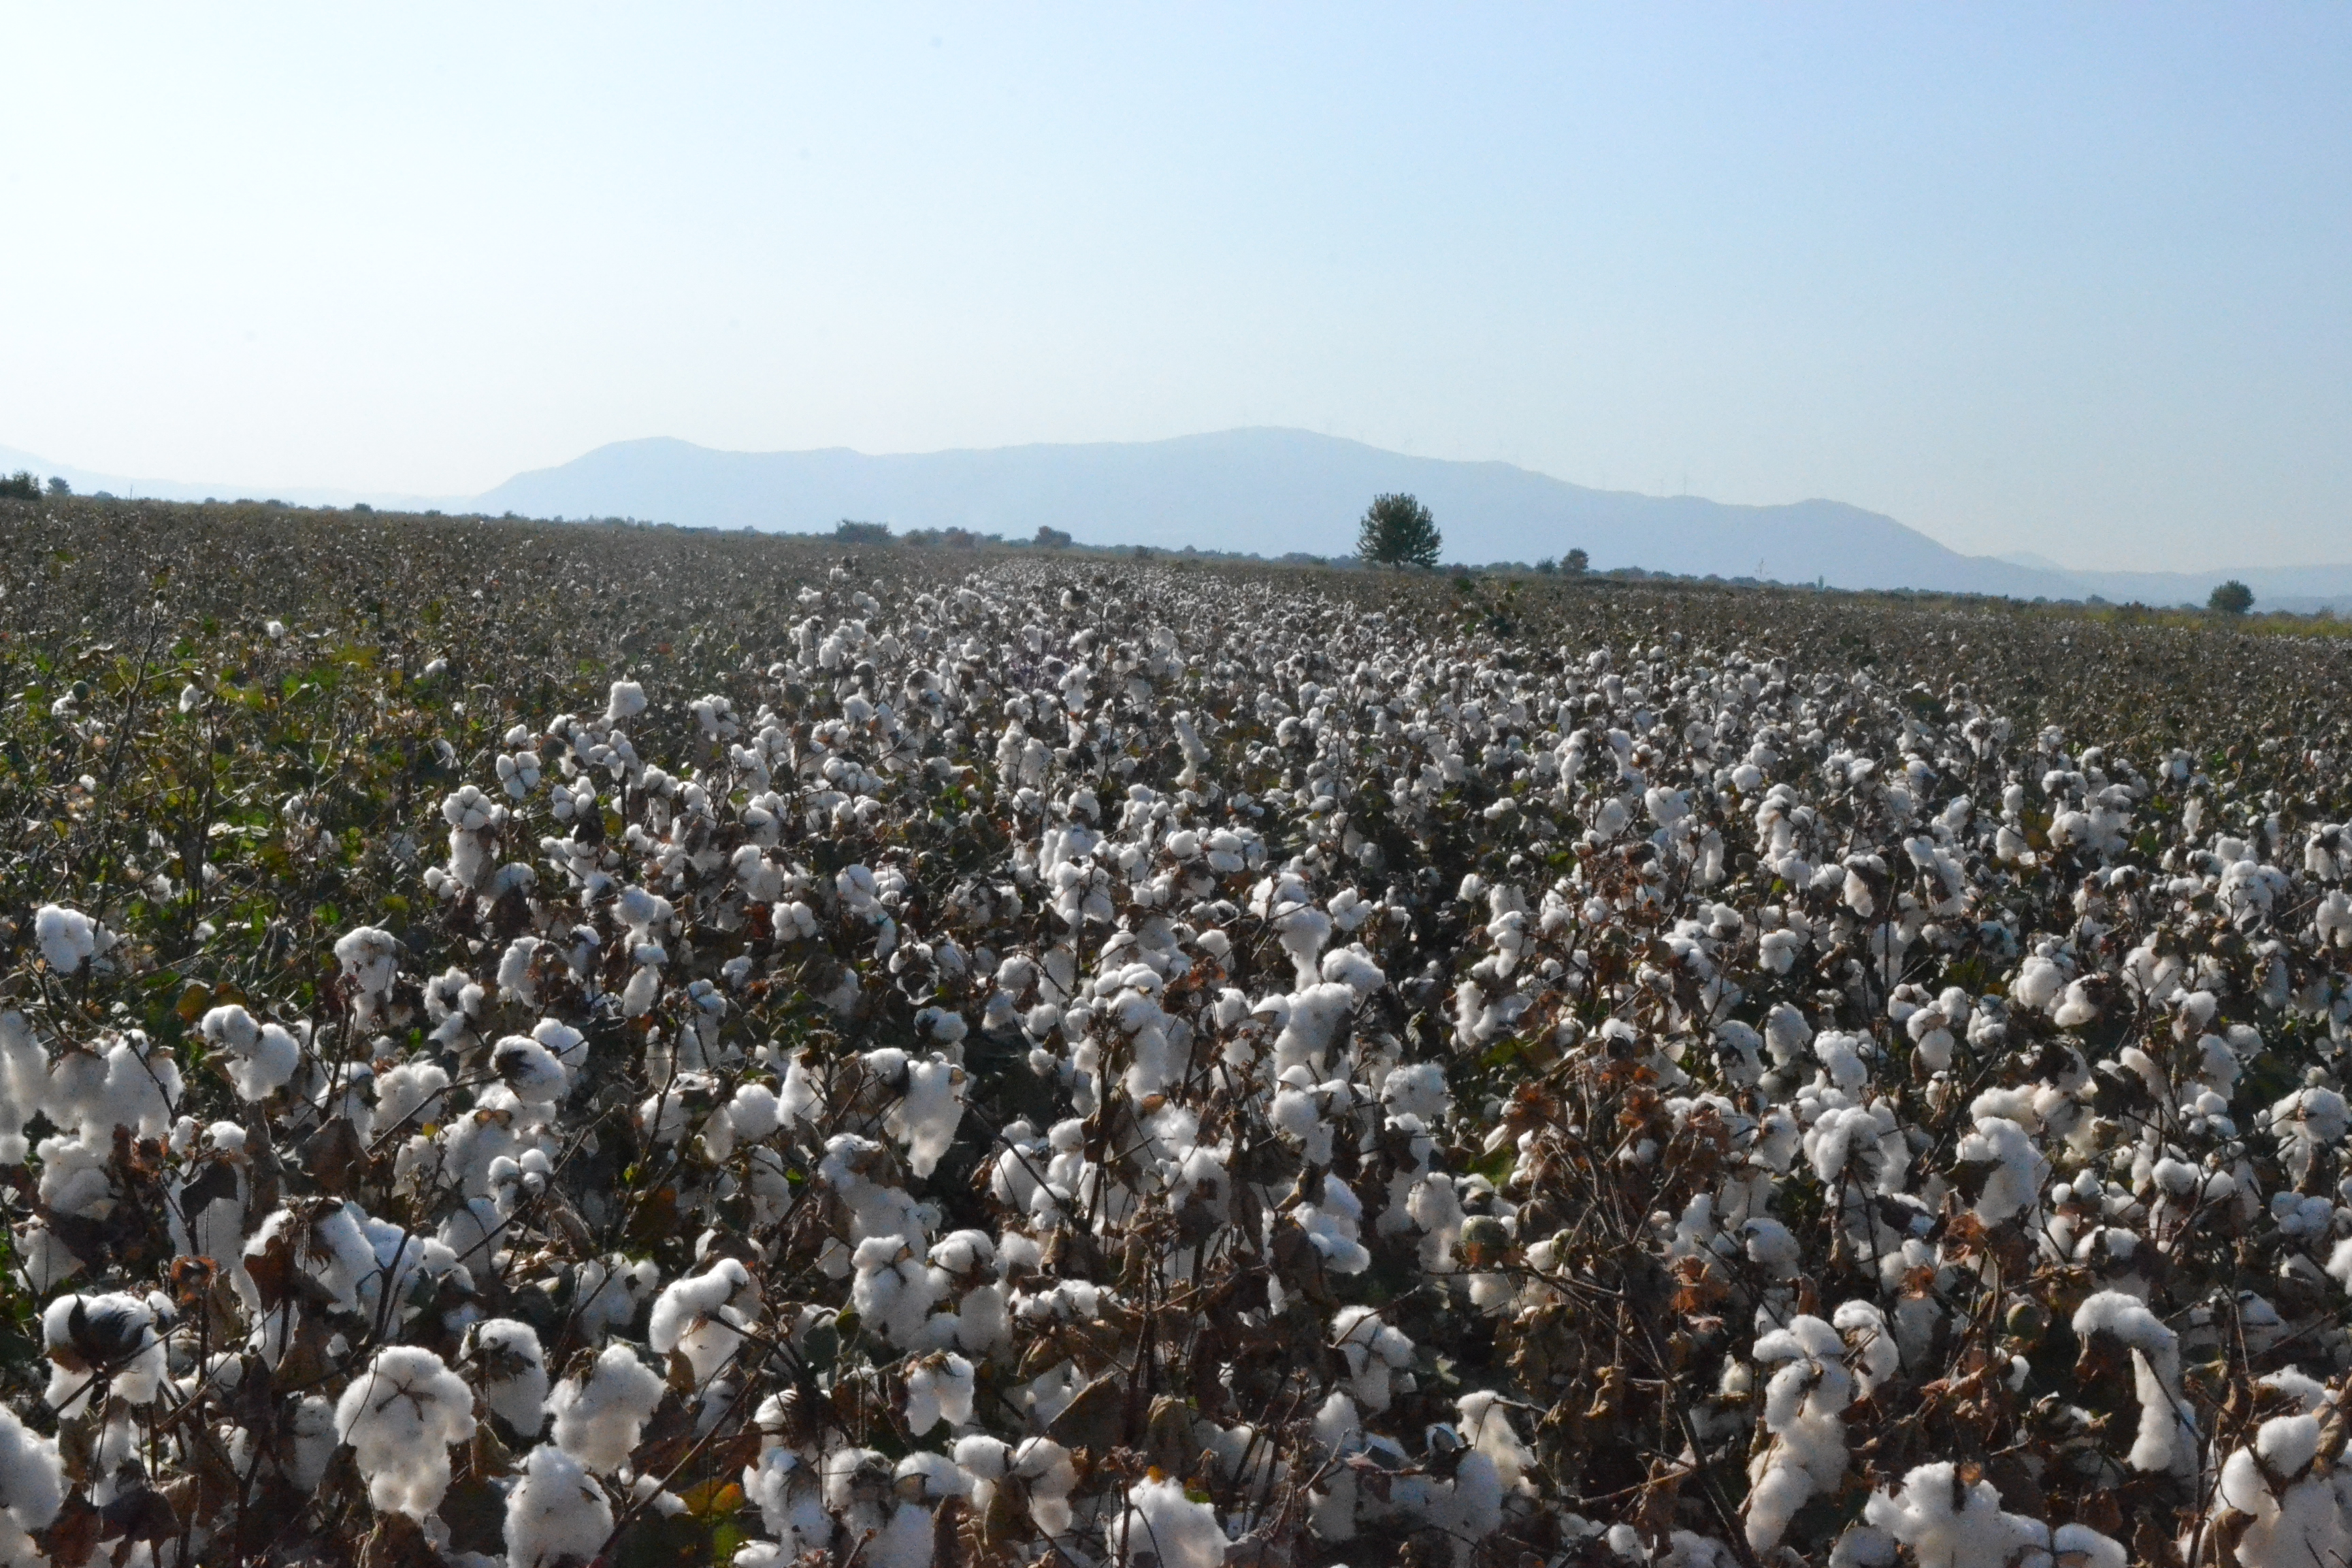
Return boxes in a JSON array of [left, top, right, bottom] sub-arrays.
[[8, 428, 2347, 610]]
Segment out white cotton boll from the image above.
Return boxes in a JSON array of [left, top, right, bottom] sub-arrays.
[[1117, 1475, 1230, 1568], [491, 1034, 570, 1106], [1832, 1300, 1901, 1393], [1956, 1115, 2047, 1225], [199, 1004, 301, 1101], [2256, 1412, 2322, 1480], [1320, 943, 1386, 998], [1812, 1032, 1870, 1092], [1861, 1462, 2048, 1568], [1293, 1173, 1372, 1275], [622, 964, 662, 1019], [1275, 982, 1358, 1077], [1764, 1003, 1812, 1066], [649, 1259, 755, 1382], [333, 1345, 476, 1518], [374, 1061, 451, 1137], [1742, 1218, 1801, 1279], [1831, 1525, 1897, 1568], [506, 1441, 614, 1568], [549, 1343, 666, 1473], [497, 936, 542, 1002], [882, 1053, 965, 1177], [606, 681, 647, 725], [1008, 1437, 1077, 1534], [33, 904, 99, 973], [333, 924, 400, 999], [1382, 1061, 1450, 1122], [727, 1083, 782, 1143], [1456, 1390, 1534, 1493], [1745, 1316, 1854, 1552], [0, 1403, 63, 1546], [2050, 1524, 2126, 1568], [2010, 955, 2066, 1014], [468, 1318, 550, 1437], [42, 1292, 166, 1415], [904, 1352, 976, 1433], [2071, 1290, 2194, 1475], [1333, 1305, 1415, 1412]]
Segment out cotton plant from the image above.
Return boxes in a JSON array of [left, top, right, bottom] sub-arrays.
[[14, 553, 2352, 1566]]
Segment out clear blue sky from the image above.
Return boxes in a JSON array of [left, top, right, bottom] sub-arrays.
[[2, 5, 2346, 568]]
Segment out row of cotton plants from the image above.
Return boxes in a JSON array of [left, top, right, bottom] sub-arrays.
[[9, 551, 2352, 1568]]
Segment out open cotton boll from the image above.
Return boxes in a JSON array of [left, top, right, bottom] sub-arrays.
[[1333, 1305, 1415, 1412], [505, 1442, 613, 1568], [726, 1082, 783, 1143], [649, 1258, 757, 1382], [1861, 1462, 2049, 1568], [1745, 1316, 1854, 1552], [904, 1352, 976, 1433], [1456, 1390, 1535, 1492], [2071, 1290, 2195, 1475], [549, 1343, 666, 1473], [467, 1318, 550, 1437], [1320, 943, 1386, 998], [881, 1052, 965, 1177], [333, 925, 400, 1000], [491, 1033, 570, 1106], [33, 904, 99, 973], [199, 1004, 302, 1102], [1117, 1474, 1230, 1568], [332, 1345, 476, 1518], [42, 1292, 167, 1415], [1956, 1115, 2047, 1225], [0, 1403, 63, 1554], [606, 680, 647, 725]]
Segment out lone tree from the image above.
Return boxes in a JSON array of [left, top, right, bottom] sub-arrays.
[[2208, 580, 2254, 616], [1565, 547, 1589, 575], [1356, 492, 1441, 569]]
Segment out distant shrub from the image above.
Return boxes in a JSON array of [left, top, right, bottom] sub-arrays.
[[44, 476, 69, 497], [2208, 579, 2254, 615], [1034, 525, 1073, 549], [1565, 546, 1589, 575], [835, 519, 892, 544], [0, 471, 37, 500]]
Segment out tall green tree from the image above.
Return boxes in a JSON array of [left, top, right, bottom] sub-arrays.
[[2208, 580, 2253, 616], [1356, 492, 1441, 569]]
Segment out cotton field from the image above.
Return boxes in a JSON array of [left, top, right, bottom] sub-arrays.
[[8, 502, 2352, 1568]]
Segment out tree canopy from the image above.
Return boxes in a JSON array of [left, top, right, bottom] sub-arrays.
[[1355, 491, 1441, 568], [2208, 579, 2254, 615]]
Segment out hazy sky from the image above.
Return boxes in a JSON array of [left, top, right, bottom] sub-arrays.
[[3, 5, 2347, 568]]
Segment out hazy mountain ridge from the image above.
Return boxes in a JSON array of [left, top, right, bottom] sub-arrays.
[[10, 429, 2348, 608], [473, 428, 2069, 597]]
